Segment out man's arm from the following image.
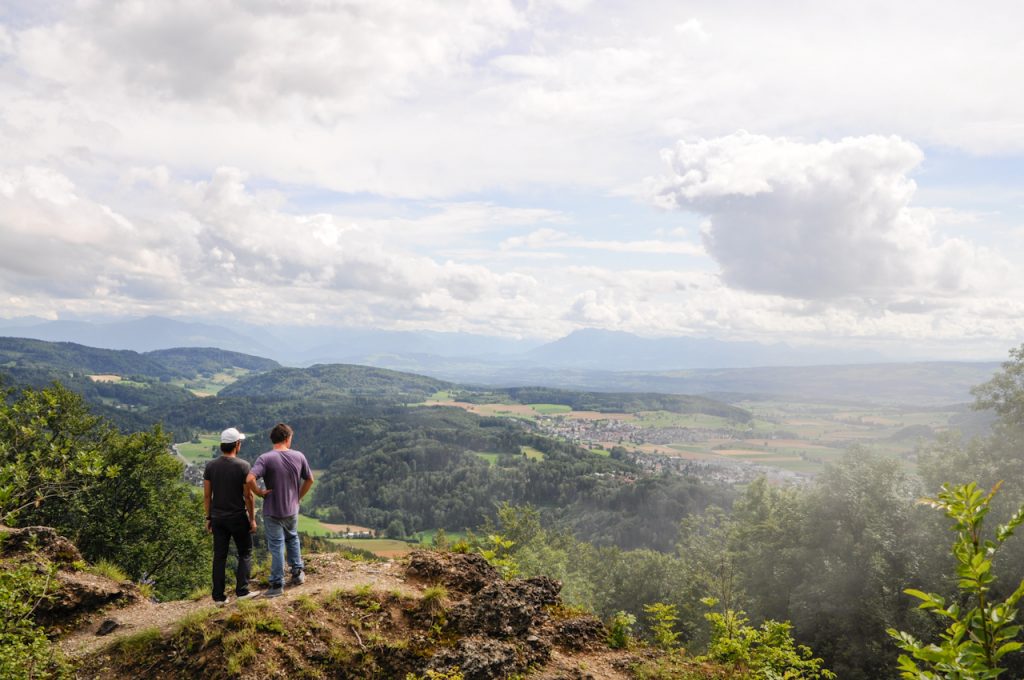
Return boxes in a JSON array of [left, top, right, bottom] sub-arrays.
[[298, 476, 314, 501], [246, 472, 271, 498], [203, 480, 213, 532], [244, 484, 257, 532]]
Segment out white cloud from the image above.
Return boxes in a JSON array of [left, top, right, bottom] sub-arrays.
[[18, 0, 522, 116], [651, 132, 1008, 300], [673, 19, 709, 43], [5, 1, 1024, 199], [0, 163, 560, 333], [501, 228, 705, 256], [2, 2, 1024, 356]]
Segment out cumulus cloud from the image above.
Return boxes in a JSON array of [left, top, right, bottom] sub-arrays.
[[651, 132, 1005, 299], [19, 0, 522, 117], [0, 163, 552, 328]]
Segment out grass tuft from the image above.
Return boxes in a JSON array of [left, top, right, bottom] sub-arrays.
[[173, 607, 219, 650], [88, 559, 129, 582], [421, 585, 448, 616], [186, 585, 208, 601], [295, 593, 321, 614], [112, 627, 162, 659], [232, 600, 286, 634]]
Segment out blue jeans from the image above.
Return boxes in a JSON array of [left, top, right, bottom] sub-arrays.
[[264, 514, 303, 587]]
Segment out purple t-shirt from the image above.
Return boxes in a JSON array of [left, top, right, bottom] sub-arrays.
[[250, 448, 313, 519]]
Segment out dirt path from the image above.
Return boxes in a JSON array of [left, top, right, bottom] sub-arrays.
[[59, 554, 419, 659]]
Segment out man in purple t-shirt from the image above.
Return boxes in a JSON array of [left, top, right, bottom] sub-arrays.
[[246, 422, 314, 597]]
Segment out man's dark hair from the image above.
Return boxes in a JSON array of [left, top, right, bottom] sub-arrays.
[[220, 441, 238, 454], [270, 423, 293, 445]]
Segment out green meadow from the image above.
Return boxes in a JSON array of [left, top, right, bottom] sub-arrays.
[[175, 435, 221, 464]]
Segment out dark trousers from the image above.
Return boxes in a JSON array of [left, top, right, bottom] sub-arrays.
[[212, 513, 253, 600]]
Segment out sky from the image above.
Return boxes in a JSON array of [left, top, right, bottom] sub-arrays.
[[2, 0, 1024, 360]]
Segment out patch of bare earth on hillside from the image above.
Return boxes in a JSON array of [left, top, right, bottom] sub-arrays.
[[68, 549, 644, 679], [61, 552, 411, 659]]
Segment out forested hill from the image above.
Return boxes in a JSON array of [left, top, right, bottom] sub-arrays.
[[0, 336, 280, 381], [0, 336, 177, 378], [144, 347, 280, 376], [219, 363, 451, 402]]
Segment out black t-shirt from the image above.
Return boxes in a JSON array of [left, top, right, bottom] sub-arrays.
[[204, 455, 251, 519]]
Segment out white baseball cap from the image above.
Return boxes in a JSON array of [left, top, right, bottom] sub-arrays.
[[220, 427, 247, 444]]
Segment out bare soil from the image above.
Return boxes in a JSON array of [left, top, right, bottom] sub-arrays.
[[60, 553, 413, 660]]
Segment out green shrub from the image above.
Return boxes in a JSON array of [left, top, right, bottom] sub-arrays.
[[478, 533, 519, 579], [0, 564, 67, 679], [698, 598, 834, 679], [645, 602, 681, 650], [607, 610, 636, 649], [889, 481, 1024, 679]]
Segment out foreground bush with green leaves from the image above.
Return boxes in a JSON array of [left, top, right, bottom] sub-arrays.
[[0, 556, 67, 679], [0, 384, 209, 598], [889, 481, 1024, 679]]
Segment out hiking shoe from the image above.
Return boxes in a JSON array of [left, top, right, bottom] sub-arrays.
[[290, 571, 305, 586], [214, 598, 230, 607], [237, 590, 261, 601], [264, 586, 284, 598]]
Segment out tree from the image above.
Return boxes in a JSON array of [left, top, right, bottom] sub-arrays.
[[2, 384, 209, 599], [0, 383, 113, 525], [972, 345, 1024, 427], [386, 519, 407, 540], [889, 482, 1024, 679], [59, 427, 210, 599]]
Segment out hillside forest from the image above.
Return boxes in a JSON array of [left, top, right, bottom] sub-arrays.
[[5, 337, 1024, 677]]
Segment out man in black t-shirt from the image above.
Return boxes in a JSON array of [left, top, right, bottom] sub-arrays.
[[203, 427, 261, 604]]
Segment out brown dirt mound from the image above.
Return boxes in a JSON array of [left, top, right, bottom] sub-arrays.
[[66, 548, 640, 679]]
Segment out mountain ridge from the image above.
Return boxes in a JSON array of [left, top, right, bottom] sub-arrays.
[[0, 315, 915, 371]]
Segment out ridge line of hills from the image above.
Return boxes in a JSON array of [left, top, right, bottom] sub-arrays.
[[0, 314, 929, 371], [0, 333, 1002, 407]]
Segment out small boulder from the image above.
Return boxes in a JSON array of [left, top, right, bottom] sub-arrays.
[[96, 619, 120, 636]]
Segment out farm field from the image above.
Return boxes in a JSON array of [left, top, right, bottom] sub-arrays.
[[528, 403, 573, 415], [474, 448, 546, 464], [175, 435, 221, 464], [412, 529, 468, 544], [473, 452, 501, 465], [297, 514, 374, 537], [435, 394, 963, 477], [170, 368, 252, 396], [428, 400, 541, 420], [521, 445, 545, 461]]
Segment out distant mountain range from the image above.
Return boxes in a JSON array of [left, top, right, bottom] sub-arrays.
[[0, 316, 276, 357], [0, 316, 888, 371], [523, 328, 882, 369], [0, 333, 1002, 406]]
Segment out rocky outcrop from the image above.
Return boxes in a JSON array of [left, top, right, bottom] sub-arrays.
[[449, 575, 561, 636], [0, 524, 82, 564], [67, 546, 637, 680], [0, 525, 138, 631], [406, 548, 500, 593]]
